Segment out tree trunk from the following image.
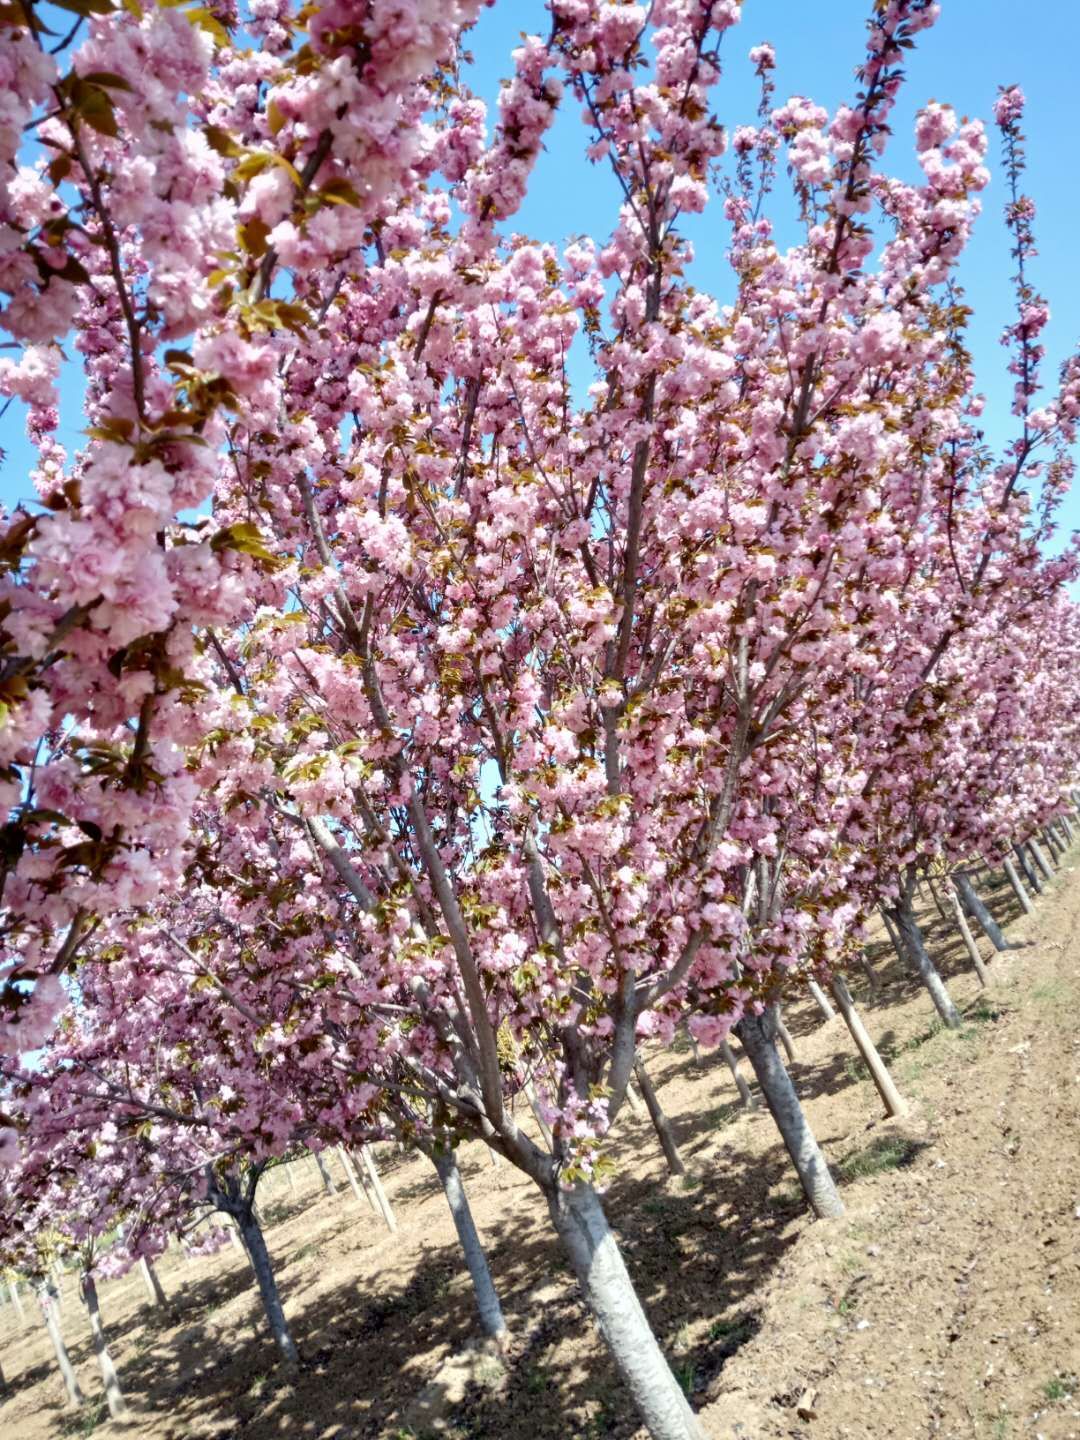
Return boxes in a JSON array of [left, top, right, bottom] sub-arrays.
[[1002, 855, 1035, 915], [924, 875, 949, 923], [339, 1147, 375, 1211], [547, 1182, 707, 1440], [1014, 842, 1042, 893], [830, 976, 907, 1118], [633, 1057, 685, 1177], [140, 1257, 167, 1307], [525, 1079, 554, 1148], [236, 1211, 299, 1369], [624, 1079, 642, 1113], [81, 1275, 127, 1419], [431, 1150, 508, 1348], [359, 1146, 397, 1233], [889, 896, 962, 1030], [857, 950, 882, 996], [39, 1289, 84, 1408], [720, 1041, 755, 1110], [313, 1150, 336, 1196], [1028, 838, 1055, 882], [736, 1008, 844, 1218], [806, 978, 836, 1022], [955, 870, 1010, 951], [945, 884, 990, 987], [8, 1275, 26, 1328], [775, 1009, 797, 1064], [879, 907, 907, 966]]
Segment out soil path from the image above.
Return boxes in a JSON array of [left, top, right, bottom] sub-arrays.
[[0, 855, 1077, 1440]]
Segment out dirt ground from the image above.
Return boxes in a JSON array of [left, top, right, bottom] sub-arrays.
[[1, 852, 1078, 1440]]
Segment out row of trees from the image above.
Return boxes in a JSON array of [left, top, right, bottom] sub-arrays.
[[2, 0, 1079, 1436]]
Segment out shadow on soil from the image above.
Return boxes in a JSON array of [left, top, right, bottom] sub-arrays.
[[2, 865, 1038, 1439]]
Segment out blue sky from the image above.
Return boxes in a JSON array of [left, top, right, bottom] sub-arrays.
[[3, 0, 1078, 564]]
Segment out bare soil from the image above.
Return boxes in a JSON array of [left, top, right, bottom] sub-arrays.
[[1, 855, 1078, 1440]]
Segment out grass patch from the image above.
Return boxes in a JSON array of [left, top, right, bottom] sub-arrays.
[[837, 1136, 920, 1183], [1043, 1374, 1077, 1402], [59, 1400, 109, 1438], [289, 1241, 324, 1265]]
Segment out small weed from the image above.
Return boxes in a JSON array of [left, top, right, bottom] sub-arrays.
[[642, 1197, 672, 1218], [59, 1400, 108, 1438], [1043, 1374, 1077, 1402], [675, 1359, 698, 1396], [524, 1366, 549, 1396], [678, 1172, 702, 1192], [837, 1136, 920, 1183], [671, 1321, 693, 1354], [247, 1372, 270, 1399], [965, 1001, 1003, 1026], [989, 1414, 1011, 1439], [842, 1056, 864, 1086], [768, 1180, 804, 1210], [290, 1241, 324, 1265], [708, 1316, 755, 1347], [1032, 980, 1070, 1006]]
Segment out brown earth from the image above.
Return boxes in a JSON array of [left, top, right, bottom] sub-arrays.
[[1, 854, 1078, 1440]]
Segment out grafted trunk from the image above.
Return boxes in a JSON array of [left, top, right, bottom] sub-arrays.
[[736, 1008, 844, 1218], [547, 1182, 707, 1440], [236, 1211, 298, 1369], [1028, 838, 1055, 882], [39, 1289, 84, 1408], [633, 1057, 685, 1177], [806, 979, 836, 1022], [720, 1041, 755, 1110], [955, 871, 1010, 951], [889, 896, 962, 1030], [312, 1150, 337, 1196], [80, 1275, 127, 1419], [359, 1146, 397, 1233], [830, 975, 907, 1118], [431, 1150, 507, 1347], [140, 1256, 167, 1308], [1002, 855, 1034, 915], [1014, 843, 1042, 893], [946, 883, 990, 987]]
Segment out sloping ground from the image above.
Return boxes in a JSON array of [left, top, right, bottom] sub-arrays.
[[0, 853, 1077, 1440]]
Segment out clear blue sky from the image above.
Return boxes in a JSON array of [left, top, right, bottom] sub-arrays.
[[3, 0, 1078, 566]]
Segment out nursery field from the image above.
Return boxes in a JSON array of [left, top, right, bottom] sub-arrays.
[[2, 861, 1078, 1440]]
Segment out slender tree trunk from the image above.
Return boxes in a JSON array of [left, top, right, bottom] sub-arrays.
[[227, 1219, 244, 1253], [858, 950, 882, 996], [547, 1182, 707, 1440], [1014, 843, 1042, 893], [359, 1146, 397, 1233], [487, 1144, 503, 1168], [736, 1008, 844, 1218], [633, 1057, 685, 1177], [879, 907, 906, 966], [955, 870, 1010, 951], [339, 1147, 374, 1210], [140, 1257, 167, 1307], [830, 976, 907, 1118], [236, 1211, 299, 1369], [285, 1163, 298, 1194], [624, 1079, 642, 1113], [889, 896, 962, 1030], [806, 978, 836, 1022], [1002, 855, 1035, 915], [431, 1150, 508, 1348], [313, 1150, 337, 1196], [8, 1275, 26, 1328], [1029, 838, 1055, 882], [775, 1008, 797, 1064], [525, 1079, 554, 1148], [39, 1290, 84, 1408], [80, 1276, 127, 1419], [1059, 815, 1073, 844], [1043, 826, 1063, 862], [925, 874, 949, 923], [720, 1041, 755, 1110], [945, 884, 990, 987]]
